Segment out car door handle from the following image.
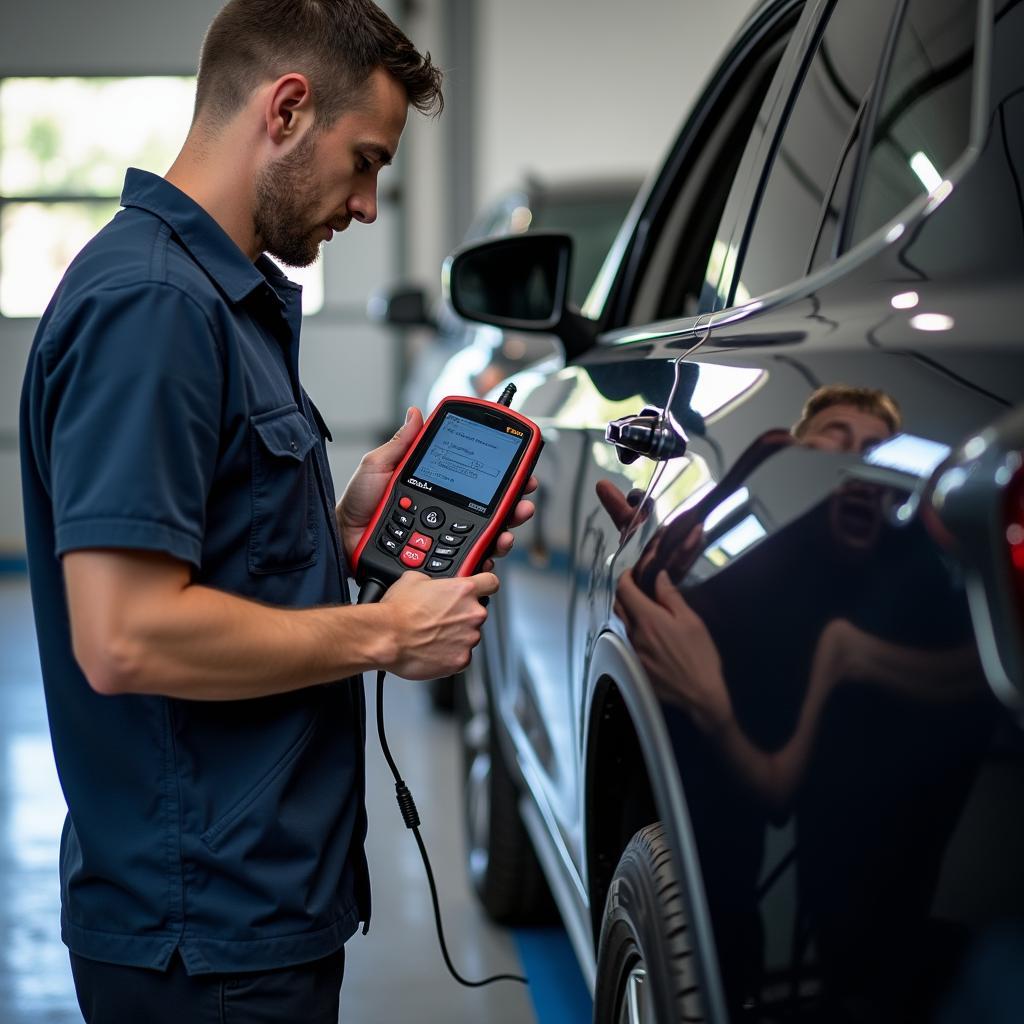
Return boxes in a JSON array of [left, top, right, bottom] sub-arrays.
[[605, 406, 688, 464]]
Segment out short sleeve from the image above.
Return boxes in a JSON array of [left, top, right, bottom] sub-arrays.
[[40, 283, 223, 567]]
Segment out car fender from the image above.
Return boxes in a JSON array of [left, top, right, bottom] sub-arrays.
[[582, 628, 730, 1023]]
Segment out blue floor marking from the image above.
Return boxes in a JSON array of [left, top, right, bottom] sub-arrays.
[[514, 927, 592, 1024], [0, 555, 28, 575]]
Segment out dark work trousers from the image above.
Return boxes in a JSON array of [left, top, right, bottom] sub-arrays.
[[70, 948, 346, 1024]]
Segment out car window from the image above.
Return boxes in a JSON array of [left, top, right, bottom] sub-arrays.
[[732, 0, 901, 302], [844, 0, 977, 248], [621, 9, 799, 327], [530, 191, 637, 307]]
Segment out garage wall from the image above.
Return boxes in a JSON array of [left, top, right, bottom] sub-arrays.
[[0, 0, 758, 553], [0, 0, 414, 555], [474, 0, 757, 203]]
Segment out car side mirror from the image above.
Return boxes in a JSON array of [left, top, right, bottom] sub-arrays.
[[366, 283, 437, 330], [444, 232, 597, 360]]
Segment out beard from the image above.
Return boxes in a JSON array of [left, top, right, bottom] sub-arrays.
[[253, 131, 330, 268]]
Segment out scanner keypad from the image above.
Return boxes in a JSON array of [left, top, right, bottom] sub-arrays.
[[399, 547, 427, 569], [420, 507, 445, 530], [378, 535, 401, 556], [375, 488, 479, 578]]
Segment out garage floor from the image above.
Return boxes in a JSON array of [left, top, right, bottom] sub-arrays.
[[0, 578, 591, 1023]]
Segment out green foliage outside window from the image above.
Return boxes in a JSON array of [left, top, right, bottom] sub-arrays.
[[0, 77, 323, 318]]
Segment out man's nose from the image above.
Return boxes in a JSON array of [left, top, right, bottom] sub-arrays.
[[348, 191, 377, 225]]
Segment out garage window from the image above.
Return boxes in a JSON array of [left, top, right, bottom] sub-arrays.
[[0, 77, 323, 318]]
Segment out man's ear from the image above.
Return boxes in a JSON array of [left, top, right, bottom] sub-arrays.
[[265, 73, 314, 146]]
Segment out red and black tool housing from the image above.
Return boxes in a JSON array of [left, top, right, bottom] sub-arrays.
[[352, 395, 543, 590]]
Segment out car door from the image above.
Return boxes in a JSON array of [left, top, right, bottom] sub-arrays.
[[498, 0, 810, 899], [592, 0, 1024, 1017]]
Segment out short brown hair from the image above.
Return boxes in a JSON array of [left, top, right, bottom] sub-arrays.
[[792, 384, 902, 439], [194, 0, 443, 128]]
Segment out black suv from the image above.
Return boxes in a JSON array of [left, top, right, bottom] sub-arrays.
[[446, 0, 1024, 1021]]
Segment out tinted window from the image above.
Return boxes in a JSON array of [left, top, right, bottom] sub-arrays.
[[624, 20, 794, 326], [734, 0, 899, 301], [530, 191, 636, 306], [846, 0, 977, 247]]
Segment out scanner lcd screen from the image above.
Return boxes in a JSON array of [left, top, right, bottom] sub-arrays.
[[412, 413, 523, 506]]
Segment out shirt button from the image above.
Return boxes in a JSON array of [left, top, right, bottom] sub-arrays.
[[290, 440, 298, 452]]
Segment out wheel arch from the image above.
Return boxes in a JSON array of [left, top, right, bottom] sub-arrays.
[[582, 629, 730, 1023]]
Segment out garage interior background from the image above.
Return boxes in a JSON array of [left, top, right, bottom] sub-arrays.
[[0, 0, 753, 558], [0, 1, 749, 1019]]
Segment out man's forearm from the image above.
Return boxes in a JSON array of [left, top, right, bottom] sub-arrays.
[[65, 551, 395, 700], [115, 587, 396, 699]]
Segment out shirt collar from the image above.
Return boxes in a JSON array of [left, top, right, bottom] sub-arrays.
[[120, 168, 271, 304]]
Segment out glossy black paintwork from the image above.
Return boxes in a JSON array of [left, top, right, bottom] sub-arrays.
[[467, 0, 1024, 1020]]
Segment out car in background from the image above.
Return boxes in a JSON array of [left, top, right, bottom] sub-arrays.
[[445, 0, 1024, 1021], [371, 175, 640, 413]]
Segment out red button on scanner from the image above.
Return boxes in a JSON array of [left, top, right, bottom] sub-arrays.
[[398, 496, 413, 511], [399, 546, 427, 568], [408, 531, 433, 552]]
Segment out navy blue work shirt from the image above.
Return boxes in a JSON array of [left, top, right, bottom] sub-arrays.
[[19, 168, 371, 974]]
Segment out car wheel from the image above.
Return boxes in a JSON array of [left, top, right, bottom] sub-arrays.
[[457, 662, 555, 924], [594, 822, 707, 1024]]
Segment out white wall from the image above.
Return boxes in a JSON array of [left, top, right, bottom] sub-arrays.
[[475, 0, 756, 202], [0, 0, 412, 554], [0, 0, 216, 76], [0, 0, 758, 552]]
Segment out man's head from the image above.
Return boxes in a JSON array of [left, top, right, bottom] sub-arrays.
[[195, 0, 442, 133], [191, 0, 442, 266], [793, 384, 901, 453]]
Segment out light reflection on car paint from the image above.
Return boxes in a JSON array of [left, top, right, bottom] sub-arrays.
[[609, 381, 1013, 1016]]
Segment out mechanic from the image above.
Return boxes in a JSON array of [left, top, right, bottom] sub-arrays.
[[18, 2, 534, 1021]]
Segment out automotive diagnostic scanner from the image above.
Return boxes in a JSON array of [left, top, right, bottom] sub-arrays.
[[352, 384, 539, 992], [352, 384, 542, 598]]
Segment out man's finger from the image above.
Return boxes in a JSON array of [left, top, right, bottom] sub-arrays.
[[596, 479, 634, 530], [522, 476, 539, 495], [506, 499, 535, 529], [367, 407, 423, 468], [468, 572, 500, 597], [492, 531, 515, 557], [616, 568, 649, 621], [655, 570, 691, 616]]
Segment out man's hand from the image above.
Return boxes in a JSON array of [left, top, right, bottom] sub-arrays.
[[337, 406, 537, 567], [596, 479, 651, 543], [615, 568, 733, 736], [336, 407, 424, 559], [377, 570, 499, 679]]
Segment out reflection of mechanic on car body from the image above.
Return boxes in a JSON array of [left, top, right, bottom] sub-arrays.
[[602, 382, 978, 798], [609, 383, 985, 806], [601, 383, 995, 1015]]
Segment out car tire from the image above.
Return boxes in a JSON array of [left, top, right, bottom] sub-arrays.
[[594, 822, 707, 1024], [457, 664, 556, 925]]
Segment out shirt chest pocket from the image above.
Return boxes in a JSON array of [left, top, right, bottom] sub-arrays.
[[249, 405, 319, 574]]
